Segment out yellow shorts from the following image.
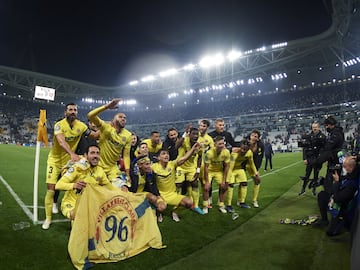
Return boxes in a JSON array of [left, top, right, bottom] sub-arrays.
[[175, 167, 196, 184], [228, 169, 247, 184], [208, 171, 225, 185], [46, 163, 63, 185], [160, 191, 185, 206]]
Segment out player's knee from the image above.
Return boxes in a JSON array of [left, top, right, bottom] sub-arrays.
[[240, 182, 248, 187], [182, 197, 193, 208]]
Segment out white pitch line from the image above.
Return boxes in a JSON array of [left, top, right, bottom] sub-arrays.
[[0, 174, 34, 220], [0, 174, 69, 224]]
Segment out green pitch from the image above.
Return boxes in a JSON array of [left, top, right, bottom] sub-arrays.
[[0, 144, 350, 269]]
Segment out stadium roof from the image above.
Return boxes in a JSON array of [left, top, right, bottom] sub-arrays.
[[0, 0, 359, 101]]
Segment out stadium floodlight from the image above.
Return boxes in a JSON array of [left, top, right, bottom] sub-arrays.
[[159, 68, 178, 77], [271, 42, 287, 49], [83, 97, 94, 103], [129, 80, 138, 86], [256, 46, 266, 52], [168, 92, 179, 99], [199, 53, 224, 68], [183, 63, 195, 71], [227, 50, 242, 61], [141, 75, 155, 82]]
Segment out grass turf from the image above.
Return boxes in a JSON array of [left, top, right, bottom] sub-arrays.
[[0, 144, 350, 269]]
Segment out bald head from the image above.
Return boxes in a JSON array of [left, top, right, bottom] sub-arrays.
[[343, 156, 357, 174]]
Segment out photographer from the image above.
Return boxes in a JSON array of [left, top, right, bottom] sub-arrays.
[[313, 116, 345, 195], [313, 156, 359, 236], [298, 122, 326, 196]]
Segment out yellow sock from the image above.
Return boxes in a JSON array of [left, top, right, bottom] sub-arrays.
[[226, 186, 234, 206], [239, 185, 248, 203], [218, 201, 225, 208], [45, 190, 54, 221], [203, 200, 209, 208], [187, 186, 192, 197], [192, 188, 200, 208], [253, 184, 260, 202]]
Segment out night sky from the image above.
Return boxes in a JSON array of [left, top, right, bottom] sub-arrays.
[[0, 0, 332, 86]]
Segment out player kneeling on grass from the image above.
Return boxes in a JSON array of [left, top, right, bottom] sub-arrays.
[[55, 144, 165, 222]]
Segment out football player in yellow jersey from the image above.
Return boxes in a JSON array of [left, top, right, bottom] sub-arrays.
[[129, 156, 167, 212], [151, 142, 201, 222], [226, 139, 260, 212], [42, 103, 98, 230], [176, 128, 204, 215], [141, 131, 163, 161], [55, 144, 116, 220], [203, 136, 231, 214], [197, 119, 214, 208], [87, 98, 132, 186]]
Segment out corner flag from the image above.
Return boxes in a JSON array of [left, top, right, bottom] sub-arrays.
[[37, 109, 48, 147], [33, 109, 49, 224]]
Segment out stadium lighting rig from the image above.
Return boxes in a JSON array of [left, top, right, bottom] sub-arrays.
[[126, 41, 288, 87]]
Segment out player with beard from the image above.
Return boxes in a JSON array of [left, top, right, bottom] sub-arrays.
[[162, 127, 184, 161], [55, 144, 116, 220], [88, 98, 132, 187], [42, 103, 97, 229]]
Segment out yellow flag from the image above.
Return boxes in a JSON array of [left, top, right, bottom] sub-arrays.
[[37, 109, 48, 147], [68, 184, 165, 270]]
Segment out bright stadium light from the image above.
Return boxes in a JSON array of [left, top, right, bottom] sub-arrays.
[[199, 53, 224, 68], [256, 46, 266, 52], [159, 68, 178, 77], [183, 63, 195, 71], [227, 50, 242, 61], [271, 42, 287, 49], [141, 75, 155, 82], [129, 80, 138, 86]]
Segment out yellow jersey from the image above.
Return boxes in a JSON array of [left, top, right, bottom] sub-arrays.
[[141, 138, 163, 154], [97, 119, 132, 170], [204, 148, 231, 172], [177, 137, 201, 170], [229, 150, 258, 176], [48, 118, 88, 167], [151, 161, 177, 193]]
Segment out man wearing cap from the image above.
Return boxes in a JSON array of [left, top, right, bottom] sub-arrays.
[[315, 116, 345, 195]]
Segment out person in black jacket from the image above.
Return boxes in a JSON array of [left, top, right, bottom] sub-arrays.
[[298, 122, 326, 196], [208, 118, 236, 150], [315, 116, 345, 195], [313, 156, 358, 236]]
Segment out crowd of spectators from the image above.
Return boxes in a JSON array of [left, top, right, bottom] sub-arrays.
[[1, 83, 360, 147]]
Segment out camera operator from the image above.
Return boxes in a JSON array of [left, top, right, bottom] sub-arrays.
[[313, 116, 345, 195], [313, 156, 358, 236], [298, 122, 326, 196]]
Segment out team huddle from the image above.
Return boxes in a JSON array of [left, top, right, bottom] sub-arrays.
[[42, 98, 264, 229]]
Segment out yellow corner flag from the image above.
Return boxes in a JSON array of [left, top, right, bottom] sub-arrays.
[[37, 109, 48, 147]]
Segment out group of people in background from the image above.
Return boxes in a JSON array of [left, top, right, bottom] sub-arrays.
[[297, 116, 360, 257]]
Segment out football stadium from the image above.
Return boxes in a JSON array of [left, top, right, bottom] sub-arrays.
[[1, 1, 360, 269]]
